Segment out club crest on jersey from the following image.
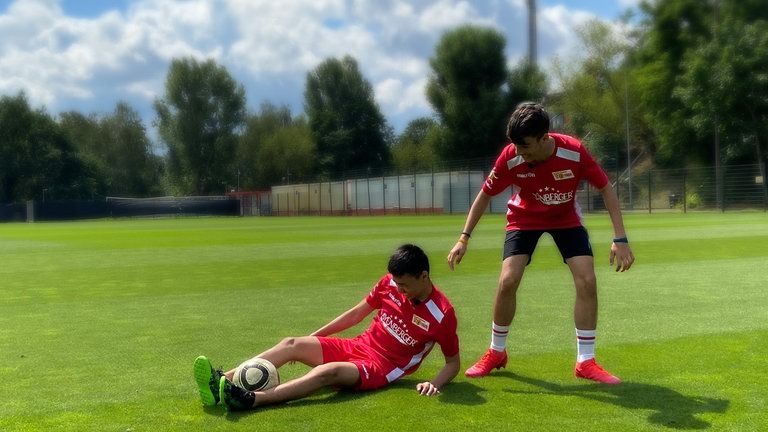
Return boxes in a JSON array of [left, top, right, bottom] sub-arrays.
[[412, 314, 430, 331], [552, 169, 575, 181]]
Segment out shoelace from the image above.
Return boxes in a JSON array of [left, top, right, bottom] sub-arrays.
[[476, 352, 501, 368], [209, 368, 224, 389]]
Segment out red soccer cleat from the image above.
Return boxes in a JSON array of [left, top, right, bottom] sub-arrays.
[[465, 349, 508, 378], [574, 358, 621, 384]]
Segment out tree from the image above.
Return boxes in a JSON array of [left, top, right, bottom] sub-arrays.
[[237, 103, 316, 188], [550, 19, 640, 172], [256, 119, 316, 186], [426, 25, 511, 161], [633, 0, 714, 166], [506, 60, 549, 108], [391, 117, 440, 173], [61, 102, 164, 197], [155, 57, 246, 195], [676, 18, 768, 167], [633, 0, 768, 168], [58, 111, 101, 159], [0, 93, 103, 202], [100, 102, 164, 196], [675, 4, 768, 165], [304, 55, 391, 179]]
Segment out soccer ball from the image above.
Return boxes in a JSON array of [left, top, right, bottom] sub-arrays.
[[232, 357, 280, 391]]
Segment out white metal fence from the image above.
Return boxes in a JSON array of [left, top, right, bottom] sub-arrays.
[[261, 163, 766, 216]]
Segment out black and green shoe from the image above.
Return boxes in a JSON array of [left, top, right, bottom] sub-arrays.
[[219, 376, 256, 411], [193, 355, 223, 406]]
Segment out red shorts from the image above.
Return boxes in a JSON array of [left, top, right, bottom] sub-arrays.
[[318, 337, 402, 391]]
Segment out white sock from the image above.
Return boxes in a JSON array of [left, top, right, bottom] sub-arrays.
[[576, 328, 596, 363], [490, 322, 509, 352]]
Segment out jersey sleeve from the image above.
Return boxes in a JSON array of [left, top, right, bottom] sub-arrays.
[[364, 275, 390, 309], [436, 307, 460, 357], [481, 144, 516, 196], [580, 145, 609, 189]]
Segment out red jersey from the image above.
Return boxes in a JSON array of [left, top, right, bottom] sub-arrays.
[[357, 274, 459, 379], [482, 133, 609, 230]]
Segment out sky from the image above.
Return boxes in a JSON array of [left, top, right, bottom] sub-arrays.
[[0, 0, 641, 136]]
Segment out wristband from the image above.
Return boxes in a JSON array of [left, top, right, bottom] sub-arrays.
[[461, 231, 471, 238], [458, 237, 468, 244], [612, 237, 628, 243]]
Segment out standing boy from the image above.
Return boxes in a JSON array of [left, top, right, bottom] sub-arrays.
[[447, 102, 634, 384]]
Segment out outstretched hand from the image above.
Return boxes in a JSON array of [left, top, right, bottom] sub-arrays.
[[447, 242, 467, 270], [416, 381, 441, 396], [610, 242, 634, 272]]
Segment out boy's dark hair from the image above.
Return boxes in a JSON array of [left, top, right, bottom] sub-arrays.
[[505, 102, 550, 146], [388, 244, 430, 277]]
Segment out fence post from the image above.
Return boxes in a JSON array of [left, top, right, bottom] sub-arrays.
[[366, 177, 370, 216], [647, 170, 652, 214], [467, 170, 471, 212], [431, 169, 435, 215], [683, 169, 687, 214], [761, 160, 768, 212], [397, 175, 401, 215], [448, 173, 453, 214]]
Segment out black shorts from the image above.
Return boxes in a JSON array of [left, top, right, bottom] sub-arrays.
[[503, 226, 593, 264]]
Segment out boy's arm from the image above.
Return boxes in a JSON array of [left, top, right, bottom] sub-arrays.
[[448, 190, 493, 270], [310, 299, 374, 337], [416, 353, 460, 396], [598, 183, 635, 272]]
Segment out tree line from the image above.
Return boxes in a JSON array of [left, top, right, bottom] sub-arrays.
[[1, 0, 765, 203]]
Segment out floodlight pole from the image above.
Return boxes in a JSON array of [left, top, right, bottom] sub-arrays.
[[527, 0, 537, 67], [625, 68, 632, 210], [713, 0, 723, 210]]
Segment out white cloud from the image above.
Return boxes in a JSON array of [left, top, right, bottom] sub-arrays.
[[0, 0, 637, 131], [537, 4, 597, 57], [418, 1, 482, 32], [376, 76, 431, 115]]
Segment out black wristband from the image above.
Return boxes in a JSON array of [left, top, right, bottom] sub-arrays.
[[613, 237, 628, 243], [461, 232, 471, 238]]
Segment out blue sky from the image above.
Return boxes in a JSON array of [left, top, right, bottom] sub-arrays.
[[49, 0, 133, 17], [0, 0, 640, 137], [0, 0, 132, 17], [539, 0, 637, 20]]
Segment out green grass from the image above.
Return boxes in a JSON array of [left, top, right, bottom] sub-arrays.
[[0, 212, 766, 431]]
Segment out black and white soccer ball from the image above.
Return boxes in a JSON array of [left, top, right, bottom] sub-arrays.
[[232, 357, 280, 391]]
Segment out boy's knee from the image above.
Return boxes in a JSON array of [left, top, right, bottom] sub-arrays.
[[276, 336, 302, 351]]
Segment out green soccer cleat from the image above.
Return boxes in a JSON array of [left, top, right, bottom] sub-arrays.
[[193, 355, 223, 406], [219, 376, 256, 411]]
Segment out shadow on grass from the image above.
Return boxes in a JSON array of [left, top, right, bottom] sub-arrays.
[[502, 371, 729, 430], [220, 378, 487, 420], [220, 387, 378, 420], [392, 378, 487, 406]]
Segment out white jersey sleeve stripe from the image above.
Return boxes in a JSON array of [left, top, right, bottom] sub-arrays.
[[507, 155, 526, 170], [425, 299, 444, 323], [556, 147, 580, 162], [385, 367, 404, 383]]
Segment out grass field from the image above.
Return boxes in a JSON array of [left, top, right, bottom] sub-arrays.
[[1, 212, 766, 431]]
